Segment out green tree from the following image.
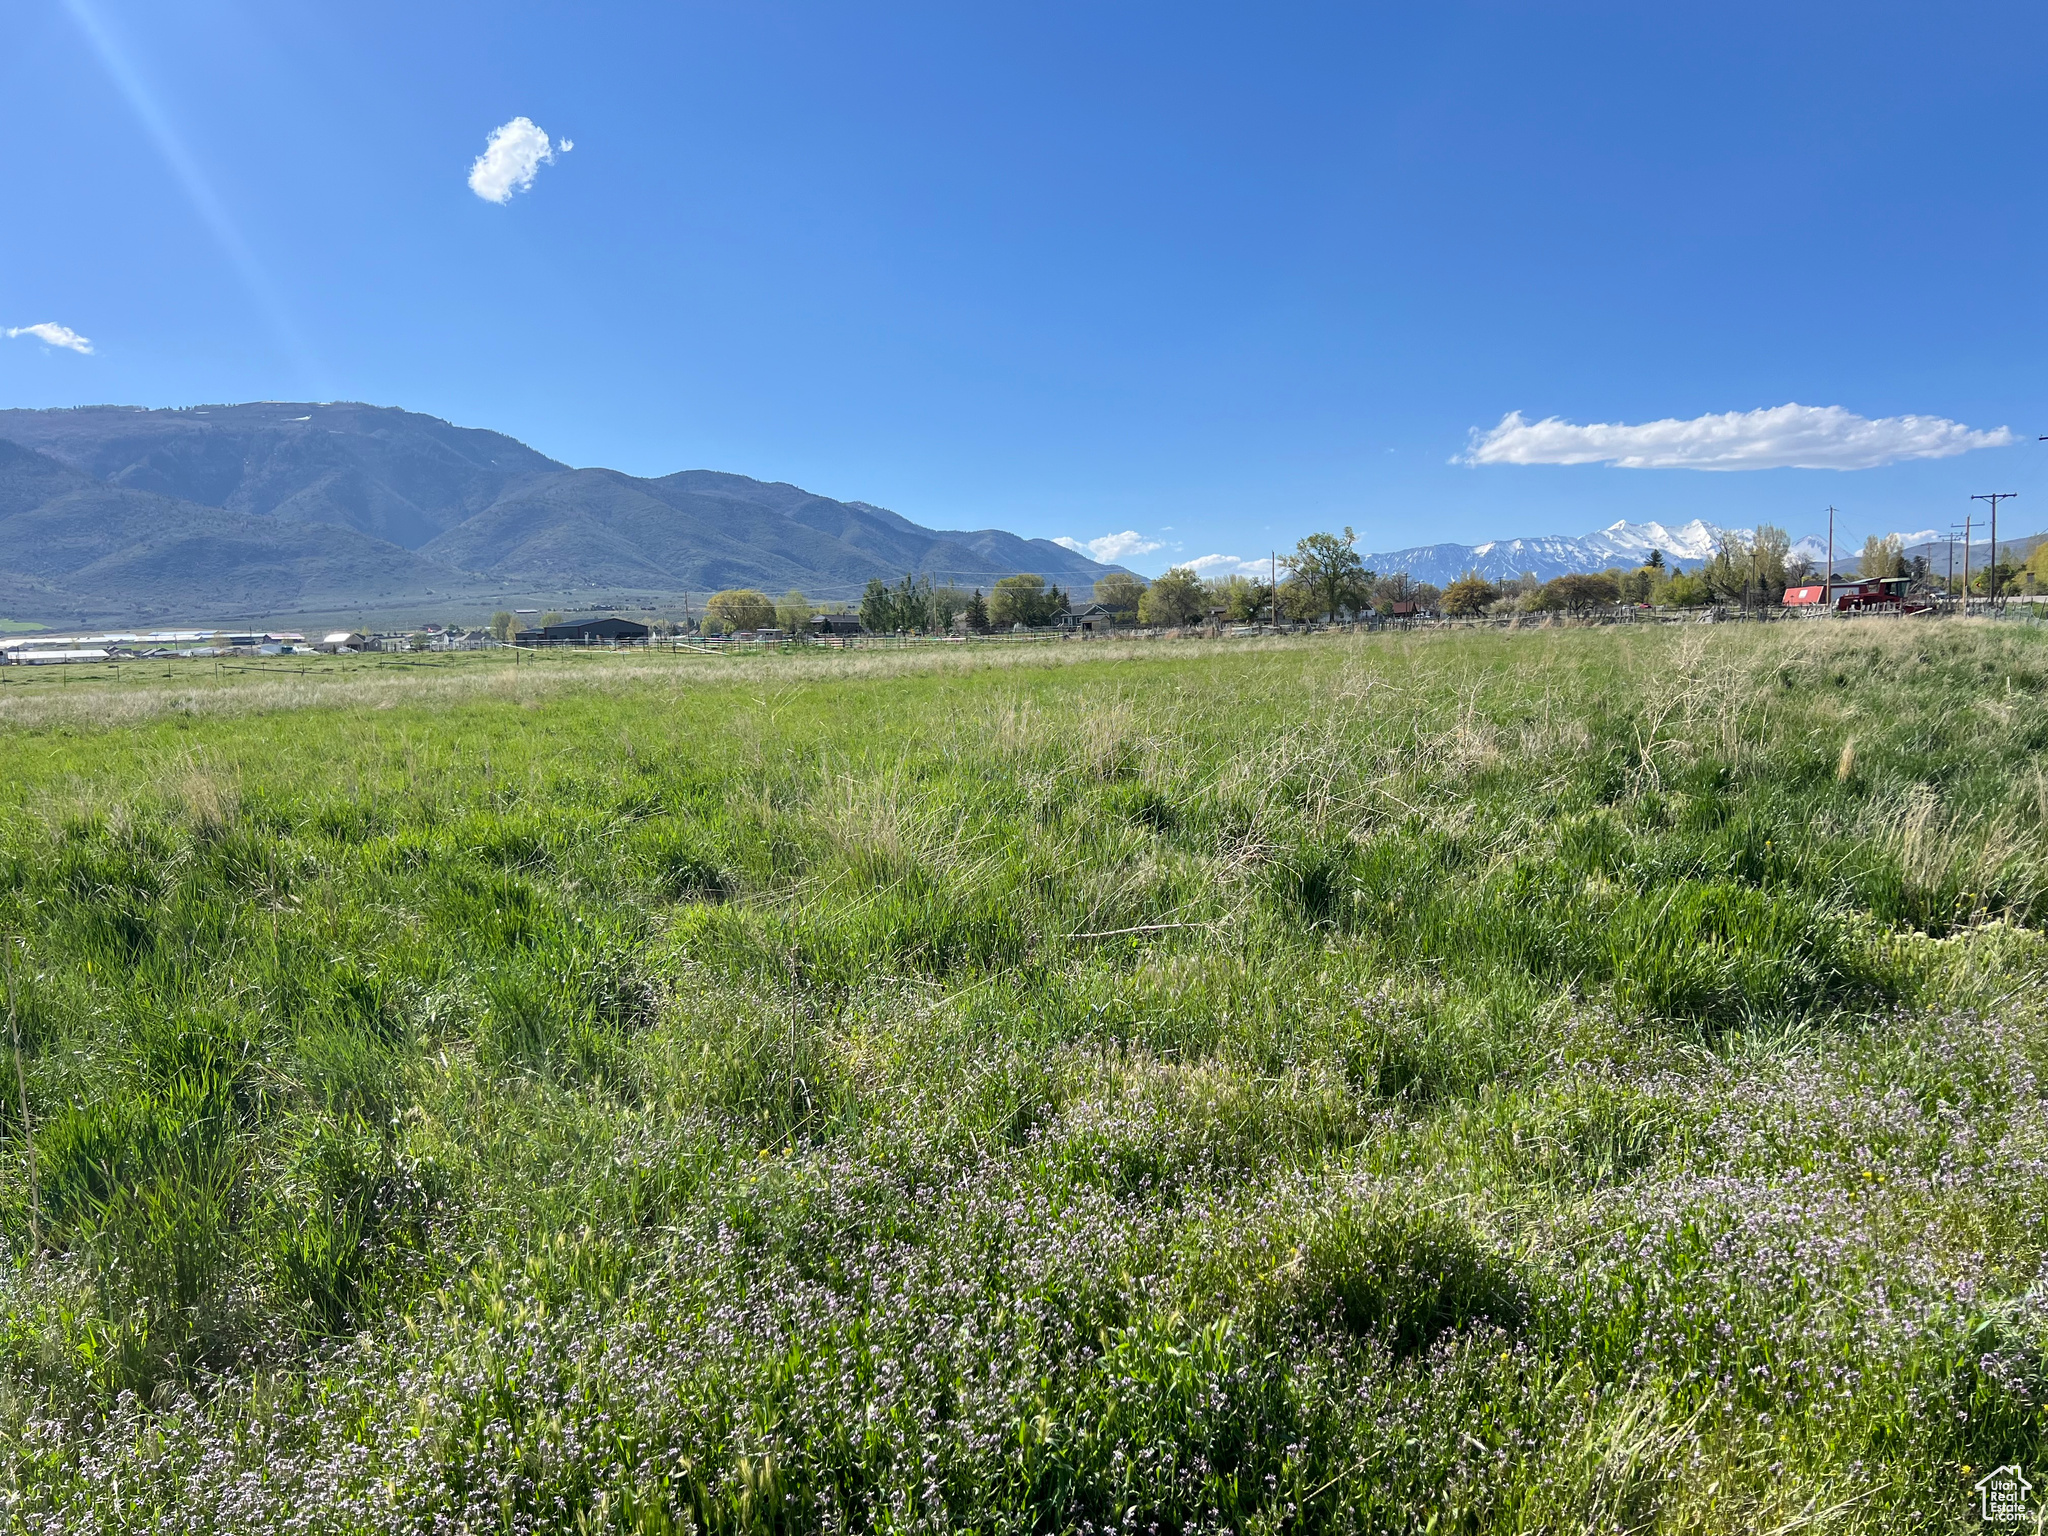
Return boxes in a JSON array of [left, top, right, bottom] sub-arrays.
[[1092, 572, 1147, 621], [1970, 560, 2019, 596], [539, 611, 564, 628], [490, 610, 517, 641], [989, 574, 1065, 628], [1538, 572, 1621, 614], [1617, 566, 1655, 605], [965, 589, 989, 633], [930, 585, 974, 632], [1690, 526, 1787, 607], [895, 574, 933, 631], [1441, 572, 1498, 616], [705, 589, 776, 632], [1277, 577, 1319, 623], [2017, 542, 2048, 595], [1699, 530, 1751, 603], [987, 575, 1034, 628], [1137, 566, 1208, 626], [1663, 572, 1710, 606], [1752, 525, 1792, 595], [863, 573, 957, 632], [860, 579, 895, 633], [776, 589, 813, 632], [1370, 572, 1437, 614], [1283, 528, 1371, 620], [1860, 533, 1905, 579], [1206, 573, 1263, 622]]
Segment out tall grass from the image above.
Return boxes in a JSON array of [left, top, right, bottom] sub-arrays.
[[1, 620, 2045, 1531]]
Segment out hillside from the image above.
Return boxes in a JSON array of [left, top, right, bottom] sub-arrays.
[[0, 403, 1122, 625], [1900, 529, 2047, 574], [0, 439, 493, 628]]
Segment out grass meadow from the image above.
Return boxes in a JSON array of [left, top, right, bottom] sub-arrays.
[[1, 621, 2045, 1533]]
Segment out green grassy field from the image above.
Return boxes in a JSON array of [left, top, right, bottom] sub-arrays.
[[2, 622, 2045, 1533]]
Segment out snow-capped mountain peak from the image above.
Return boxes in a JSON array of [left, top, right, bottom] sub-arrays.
[[1366, 516, 2035, 587], [1363, 517, 1733, 586], [1581, 519, 1723, 562]]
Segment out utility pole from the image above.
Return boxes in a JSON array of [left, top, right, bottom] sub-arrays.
[[1972, 494, 2017, 611], [1961, 514, 1973, 614], [1269, 550, 1277, 629], [1825, 506, 1836, 607]]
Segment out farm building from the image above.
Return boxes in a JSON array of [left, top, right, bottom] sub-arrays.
[[810, 613, 862, 637], [1, 647, 113, 665], [518, 617, 651, 645]]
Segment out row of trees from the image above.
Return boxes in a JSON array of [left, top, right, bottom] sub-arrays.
[[1091, 530, 1451, 628], [857, 573, 1073, 633], [700, 589, 818, 634], [502, 517, 1986, 641], [1436, 525, 1818, 617], [860, 575, 976, 635]]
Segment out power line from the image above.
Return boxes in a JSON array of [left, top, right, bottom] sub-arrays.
[[1971, 493, 2018, 610]]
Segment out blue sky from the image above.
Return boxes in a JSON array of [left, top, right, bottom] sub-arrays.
[[4, 1, 2045, 575]]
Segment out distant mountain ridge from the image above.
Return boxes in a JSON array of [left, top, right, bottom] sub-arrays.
[[1788, 530, 2048, 574], [1366, 518, 2047, 587], [1363, 519, 1723, 585], [0, 437, 473, 627], [0, 403, 1124, 626]]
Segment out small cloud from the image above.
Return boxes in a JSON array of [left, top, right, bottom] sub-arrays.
[[1460, 403, 2014, 471], [6, 322, 92, 354], [469, 116, 570, 204], [1053, 530, 1165, 563], [1184, 553, 1267, 577]]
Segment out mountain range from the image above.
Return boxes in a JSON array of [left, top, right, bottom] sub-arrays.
[[5, 403, 2040, 628], [0, 403, 1123, 627], [1362, 519, 1724, 586], [1364, 519, 2046, 586]]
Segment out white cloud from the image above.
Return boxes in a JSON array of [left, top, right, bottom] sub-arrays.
[[468, 117, 570, 203], [1184, 553, 1266, 577], [6, 322, 92, 354], [1054, 530, 1165, 563], [1460, 403, 2015, 471]]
